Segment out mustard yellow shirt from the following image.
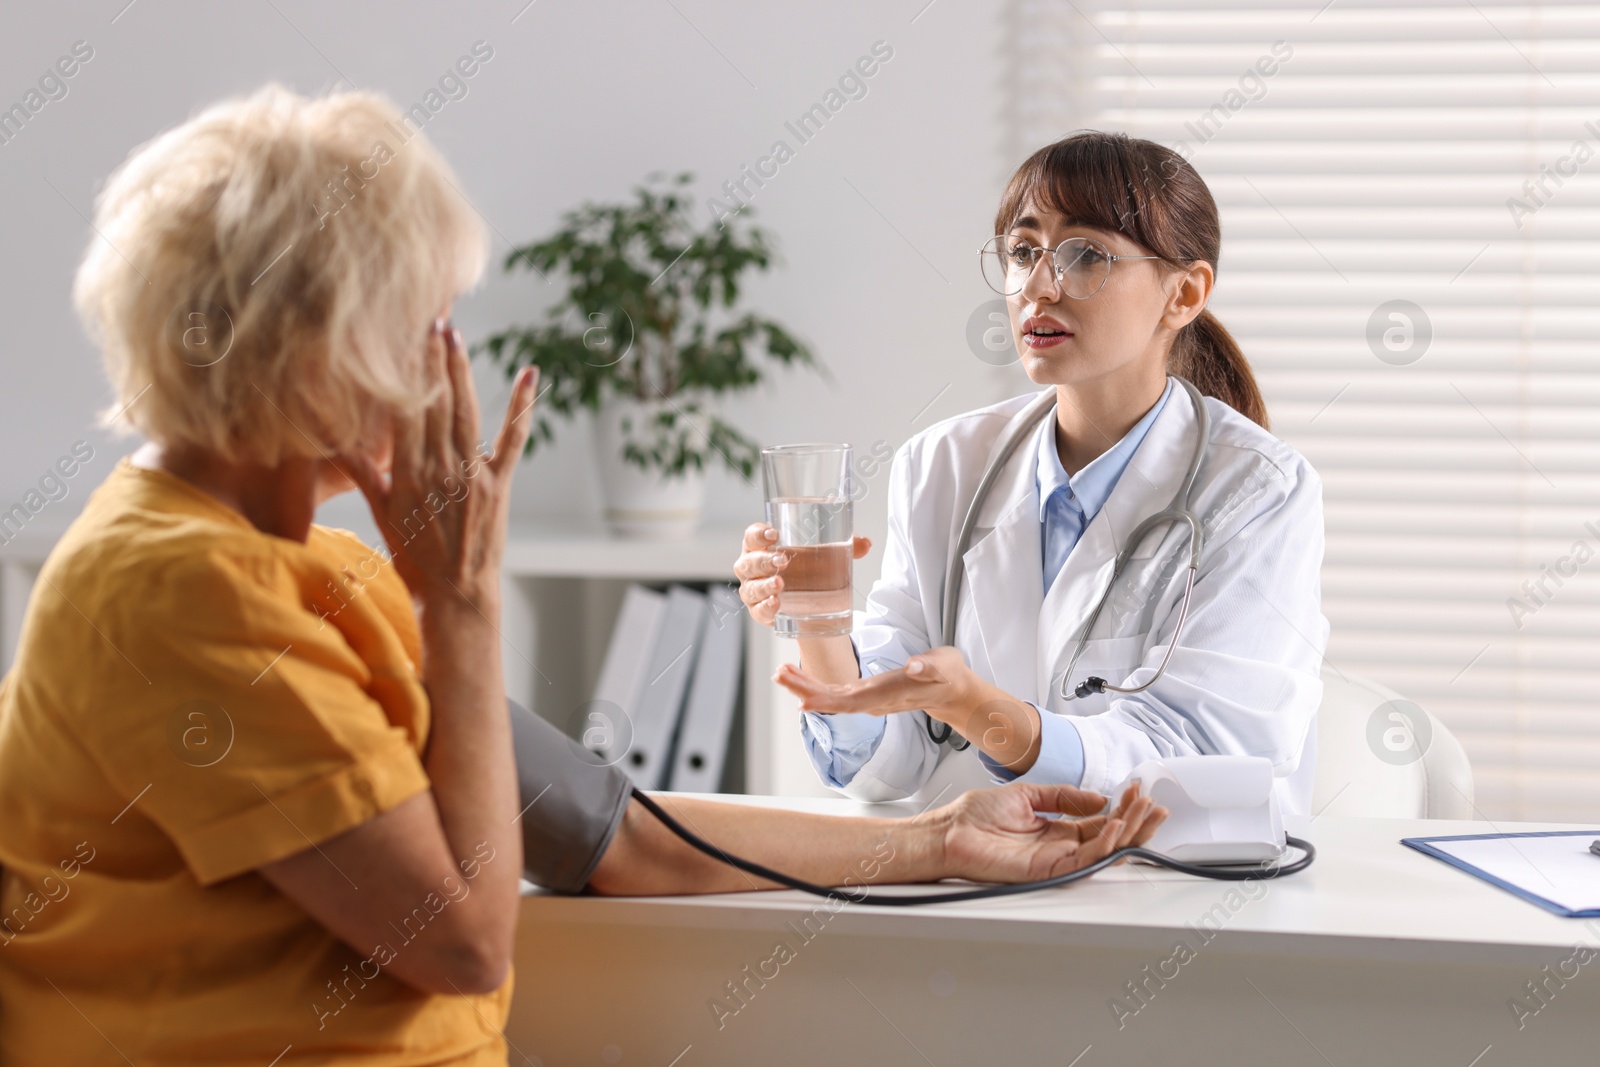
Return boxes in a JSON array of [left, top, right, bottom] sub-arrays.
[[0, 458, 511, 1065]]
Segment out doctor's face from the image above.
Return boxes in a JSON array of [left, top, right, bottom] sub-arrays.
[[1004, 202, 1176, 390]]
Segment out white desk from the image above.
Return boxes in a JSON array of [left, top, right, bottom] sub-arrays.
[[508, 797, 1600, 1067]]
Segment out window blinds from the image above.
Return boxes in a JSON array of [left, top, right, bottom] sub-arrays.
[[1009, 0, 1600, 822]]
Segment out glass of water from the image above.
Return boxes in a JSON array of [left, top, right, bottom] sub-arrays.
[[761, 443, 854, 638]]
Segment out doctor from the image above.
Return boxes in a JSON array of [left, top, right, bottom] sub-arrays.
[[733, 131, 1329, 814]]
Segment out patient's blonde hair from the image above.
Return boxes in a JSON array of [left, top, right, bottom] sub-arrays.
[[73, 82, 487, 465]]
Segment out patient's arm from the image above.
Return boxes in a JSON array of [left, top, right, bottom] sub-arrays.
[[259, 600, 525, 998], [260, 335, 537, 998], [586, 781, 1163, 896], [259, 787, 512, 995]]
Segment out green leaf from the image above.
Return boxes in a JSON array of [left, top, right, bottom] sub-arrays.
[[471, 172, 825, 469]]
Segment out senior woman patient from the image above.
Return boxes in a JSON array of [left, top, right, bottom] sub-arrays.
[[0, 85, 1163, 1064]]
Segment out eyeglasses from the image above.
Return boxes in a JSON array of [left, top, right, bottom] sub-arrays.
[[978, 235, 1165, 298]]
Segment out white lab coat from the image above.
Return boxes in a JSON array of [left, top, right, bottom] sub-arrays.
[[821, 379, 1328, 815]]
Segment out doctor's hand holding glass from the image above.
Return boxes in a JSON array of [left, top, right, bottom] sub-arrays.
[[734, 131, 1329, 813], [736, 520, 1047, 771]]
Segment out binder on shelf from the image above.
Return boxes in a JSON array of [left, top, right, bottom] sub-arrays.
[[586, 583, 666, 769], [622, 584, 708, 789], [666, 583, 745, 793]]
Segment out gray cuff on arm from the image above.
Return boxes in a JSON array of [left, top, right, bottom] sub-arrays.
[[508, 697, 632, 894]]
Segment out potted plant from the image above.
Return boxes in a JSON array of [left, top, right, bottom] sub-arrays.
[[474, 172, 825, 539]]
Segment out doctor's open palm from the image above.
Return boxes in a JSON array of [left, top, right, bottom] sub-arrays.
[[732, 522, 1030, 764]]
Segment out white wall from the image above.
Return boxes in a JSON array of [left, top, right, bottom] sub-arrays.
[[0, 0, 1034, 595]]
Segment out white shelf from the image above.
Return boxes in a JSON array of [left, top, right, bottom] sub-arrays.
[[501, 523, 749, 581]]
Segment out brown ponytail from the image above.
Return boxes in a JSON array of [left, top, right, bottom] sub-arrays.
[[1172, 309, 1269, 430], [992, 131, 1269, 428]]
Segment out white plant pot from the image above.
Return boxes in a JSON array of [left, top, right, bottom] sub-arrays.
[[592, 395, 710, 540]]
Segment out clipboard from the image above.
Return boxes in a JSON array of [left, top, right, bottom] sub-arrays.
[[1402, 830, 1600, 918]]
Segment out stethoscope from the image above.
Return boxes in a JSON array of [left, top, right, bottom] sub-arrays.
[[926, 375, 1212, 749]]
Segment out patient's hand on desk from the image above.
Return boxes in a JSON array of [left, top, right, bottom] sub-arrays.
[[586, 781, 1165, 896], [941, 781, 1166, 884]]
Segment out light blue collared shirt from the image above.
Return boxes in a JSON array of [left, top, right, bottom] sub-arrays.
[[978, 377, 1172, 786], [803, 379, 1173, 790]]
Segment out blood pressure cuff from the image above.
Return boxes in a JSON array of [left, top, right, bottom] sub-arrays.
[[508, 697, 632, 894]]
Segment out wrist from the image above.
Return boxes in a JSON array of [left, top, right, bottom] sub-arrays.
[[797, 633, 861, 682], [943, 674, 1003, 738], [899, 807, 955, 882], [953, 680, 1042, 775], [416, 589, 501, 632]]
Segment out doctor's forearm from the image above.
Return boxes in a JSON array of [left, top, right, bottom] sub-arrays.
[[796, 634, 862, 684], [936, 679, 1044, 775]]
